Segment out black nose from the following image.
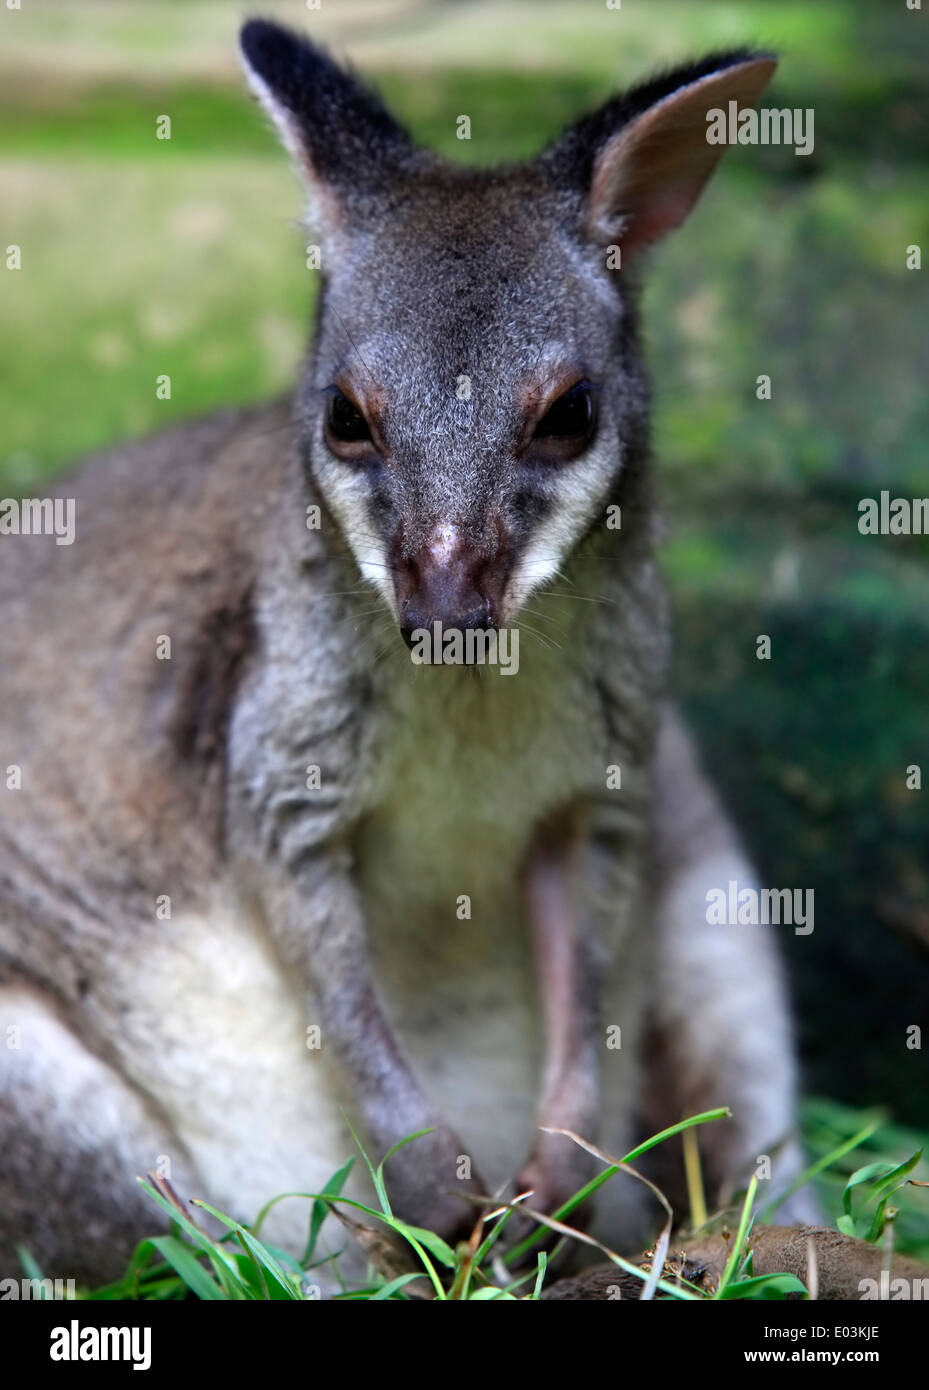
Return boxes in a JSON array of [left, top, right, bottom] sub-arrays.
[[399, 595, 491, 648], [396, 530, 498, 649]]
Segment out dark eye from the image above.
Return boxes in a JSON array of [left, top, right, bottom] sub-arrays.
[[326, 389, 371, 444], [533, 381, 594, 443]]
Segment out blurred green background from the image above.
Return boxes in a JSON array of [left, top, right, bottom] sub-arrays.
[[1, 0, 928, 1248]]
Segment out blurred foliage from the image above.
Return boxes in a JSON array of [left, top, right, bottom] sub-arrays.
[[803, 1098, 929, 1262], [0, 0, 927, 1151]]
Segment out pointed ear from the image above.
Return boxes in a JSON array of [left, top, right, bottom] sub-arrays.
[[239, 19, 414, 214], [543, 50, 777, 254]]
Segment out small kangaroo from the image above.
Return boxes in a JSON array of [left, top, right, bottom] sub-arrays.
[[0, 20, 815, 1285]]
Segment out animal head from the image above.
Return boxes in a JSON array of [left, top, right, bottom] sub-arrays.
[[240, 20, 775, 641]]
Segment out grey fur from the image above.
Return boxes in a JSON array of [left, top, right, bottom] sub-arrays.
[[0, 24, 814, 1285]]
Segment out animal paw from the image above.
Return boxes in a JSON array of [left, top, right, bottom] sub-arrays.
[[383, 1123, 485, 1247]]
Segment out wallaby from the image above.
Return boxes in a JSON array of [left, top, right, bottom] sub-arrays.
[[0, 20, 816, 1287]]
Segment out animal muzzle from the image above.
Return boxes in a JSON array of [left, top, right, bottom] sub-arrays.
[[394, 522, 506, 648]]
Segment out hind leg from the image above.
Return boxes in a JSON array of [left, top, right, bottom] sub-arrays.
[[644, 711, 818, 1224], [0, 985, 198, 1285]]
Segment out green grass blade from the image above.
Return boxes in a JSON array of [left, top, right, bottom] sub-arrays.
[[719, 1272, 807, 1300], [621, 1109, 732, 1164], [304, 1159, 355, 1265], [759, 1118, 881, 1222], [375, 1130, 439, 1218], [192, 1200, 302, 1300], [390, 1221, 456, 1270], [504, 1109, 730, 1269], [137, 1178, 248, 1299], [148, 1236, 227, 1301], [870, 1149, 923, 1203], [16, 1246, 48, 1290], [343, 1113, 390, 1215], [287, 1192, 447, 1298], [715, 1177, 758, 1298], [532, 1252, 548, 1300], [369, 1273, 426, 1301]]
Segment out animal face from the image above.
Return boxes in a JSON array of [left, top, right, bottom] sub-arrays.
[[240, 20, 775, 641], [299, 169, 643, 635]]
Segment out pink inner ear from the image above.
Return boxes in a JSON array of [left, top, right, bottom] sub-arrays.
[[589, 57, 777, 252], [617, 186, 704, 250]]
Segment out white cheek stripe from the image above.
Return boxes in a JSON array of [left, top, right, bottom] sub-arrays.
[[322, 467, 397, 617], [505, 439, 616, 618]]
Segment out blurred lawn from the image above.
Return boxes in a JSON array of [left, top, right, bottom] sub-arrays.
[[1, 0, 928, 1189]]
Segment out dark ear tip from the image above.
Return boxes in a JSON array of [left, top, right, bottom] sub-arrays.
[[240, 17, 270, 49], [682, 46, 778, 82], [239, 17, 315, 70], [240, 17, 284, 61]]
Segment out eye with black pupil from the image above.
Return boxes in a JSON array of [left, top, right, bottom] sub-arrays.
[[327, 390, 371, 443], [534, 381, 593, 439]]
